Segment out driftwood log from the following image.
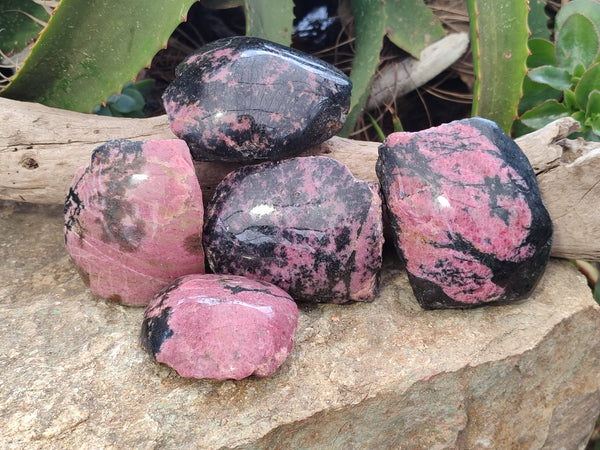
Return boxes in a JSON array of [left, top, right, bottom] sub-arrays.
[[1, 97, 598, 260], [366, 32, 470, 111]]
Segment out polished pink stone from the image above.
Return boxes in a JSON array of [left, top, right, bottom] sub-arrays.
[[140, 274, 299, 380], [377, 118, 552, 309], [63, 139, 205, 306], [203, 156, 384, 303], [163, 36, 351, 162]]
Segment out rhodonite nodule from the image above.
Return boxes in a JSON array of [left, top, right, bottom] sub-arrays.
[[376, 117, 553, 309], [63, 139, 205, 306], [162, 36, 352, 162], [140, 274, 298, 380], [203, 156, 384, 303]]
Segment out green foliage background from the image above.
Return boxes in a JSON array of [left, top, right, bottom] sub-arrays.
[[1, 0, 596, 139]]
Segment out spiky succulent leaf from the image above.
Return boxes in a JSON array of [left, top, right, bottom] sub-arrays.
[[340, 0, 445, 136], [0, 0, 49, 56], [467, 0, 529, 133], [244, 0, 293, 46], [383, 0, 445, 59], [0, 0, 196, 113], [528, 0, 550, 40], [340, 0, 386, 137]]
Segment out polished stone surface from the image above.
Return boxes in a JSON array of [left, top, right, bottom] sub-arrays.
[[163, 36, 351, 162], [204, 156, 383, 303], [1, 201, 598, 448], [63, 139, 205, 306], [377, 118, 553, 309], [141, 274, 298, 380]]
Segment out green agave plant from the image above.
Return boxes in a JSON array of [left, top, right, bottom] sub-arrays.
[[467, 0, 529, 135], [0, 0, 51, 87], [0, 0, 444, 131], [0, 0, 50, 59], [339, 0, 445, 136], [0, 0, 198, 112], [515, 0, 600, 141]]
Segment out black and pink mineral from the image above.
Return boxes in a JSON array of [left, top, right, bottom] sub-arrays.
[[140, 274, 298, 380], [377, 117, 553, 309], [162, 36, 351, 162], [203, 156, 384, 303], [63, 139, 205, 306]]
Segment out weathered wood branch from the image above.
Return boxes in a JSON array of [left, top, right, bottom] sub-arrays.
[[1, 97, 598, 259], [366, 32, 470, 111]]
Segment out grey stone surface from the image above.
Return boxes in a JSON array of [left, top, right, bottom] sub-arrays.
[[1, 200, 599, 449]]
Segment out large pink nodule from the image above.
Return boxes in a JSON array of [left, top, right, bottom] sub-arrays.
[[140, 274, 298, 380], [377, 117, 553, 309], [64, 139, 205, 306]]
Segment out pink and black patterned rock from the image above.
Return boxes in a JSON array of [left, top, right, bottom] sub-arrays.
[[64, 139, 205, 306], [162, 36, 351, 162], [203, 156, 384, 303], [376, 118, 553, 309], [140, 274, 298, 380]]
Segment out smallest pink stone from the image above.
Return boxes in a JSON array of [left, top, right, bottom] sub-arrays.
[[140, 274, 299, 380]]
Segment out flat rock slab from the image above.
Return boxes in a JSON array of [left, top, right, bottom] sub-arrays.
[[1, 200, 599, 449]]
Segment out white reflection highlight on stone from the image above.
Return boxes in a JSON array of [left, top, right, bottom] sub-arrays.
[[436, 195, 451, 209], [249, 204, 275, 217]]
